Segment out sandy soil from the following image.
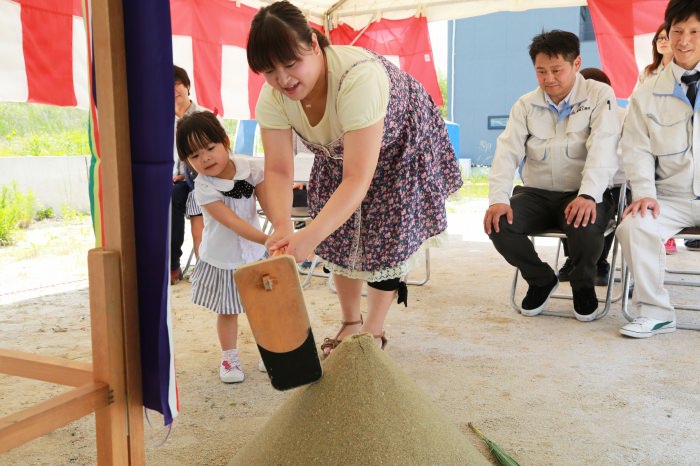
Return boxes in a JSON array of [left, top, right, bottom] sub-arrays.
[[1, 201, 699, 466]]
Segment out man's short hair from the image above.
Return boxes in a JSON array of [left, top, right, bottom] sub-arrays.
[[665, 0, 700, 31], [528, 30, 580, 64], [174, 65, 191, 88]]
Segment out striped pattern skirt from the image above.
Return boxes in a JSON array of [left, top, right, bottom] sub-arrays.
[[191, 260, 244, 315], [185, 191, 202, 218]]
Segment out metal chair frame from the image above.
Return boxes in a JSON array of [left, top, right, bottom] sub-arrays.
[[510, 183, 628, 321], [620, 227, 700, 330]]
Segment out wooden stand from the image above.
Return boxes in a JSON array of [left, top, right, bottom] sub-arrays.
[[0, 250, 129, 463]]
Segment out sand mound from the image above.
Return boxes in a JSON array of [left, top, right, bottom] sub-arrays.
[[230, 333, 489, 465]]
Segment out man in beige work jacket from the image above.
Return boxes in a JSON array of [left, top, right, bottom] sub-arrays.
[[484, 30, 620, 322], [617, 0, 700, 339]]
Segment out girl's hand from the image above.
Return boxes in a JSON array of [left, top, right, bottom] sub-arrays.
[[265, 225, 293, 253]]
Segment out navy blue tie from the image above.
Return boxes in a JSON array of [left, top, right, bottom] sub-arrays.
[[682, 72, 700, 107]]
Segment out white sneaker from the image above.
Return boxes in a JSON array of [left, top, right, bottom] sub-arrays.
[[220, 358, 245, 383], [620, 317, 676, 339], [258, 358, 267, 372]]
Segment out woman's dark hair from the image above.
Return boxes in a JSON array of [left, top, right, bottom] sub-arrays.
[[580, 67, 611, 86], [246, 0, 329, 73], [176, 111, 229, 162], [644, 24, 667, 78], [528, 30, 580, 64]]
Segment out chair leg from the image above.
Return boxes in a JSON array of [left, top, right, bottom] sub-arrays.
[[298, 255, 328, 288], [510, 268, 522, 313], [406, 248, 430, 286], [182, 247, 195, 277]]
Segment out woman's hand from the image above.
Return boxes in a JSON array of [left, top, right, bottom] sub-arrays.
[[267, 228, 317, 263], [282, 229, 317, 263]]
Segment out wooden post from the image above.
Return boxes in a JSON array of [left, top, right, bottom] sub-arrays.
[[89, 249, 130, 464], [91, 0, 145, 462]]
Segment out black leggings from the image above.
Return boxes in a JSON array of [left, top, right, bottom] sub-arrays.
[[367, 277, 408, 307]]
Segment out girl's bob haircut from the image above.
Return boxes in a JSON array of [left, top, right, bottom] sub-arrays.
[[246, 0, 329, 74], [175, 111, 229, 162]]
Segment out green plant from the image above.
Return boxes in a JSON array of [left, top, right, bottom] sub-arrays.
[[0, 102, 89, 156], [221, 119, 239, 140], [60, 204, 81, 221], [0, 182, 37, 245], [437, 69, 448, 119], [35, 206, 54, 220]]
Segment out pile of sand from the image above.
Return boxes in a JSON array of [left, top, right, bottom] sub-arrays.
[[231, 333, 489, 465]]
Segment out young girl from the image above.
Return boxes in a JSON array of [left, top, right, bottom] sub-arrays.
[[176, 111, 268, 383]]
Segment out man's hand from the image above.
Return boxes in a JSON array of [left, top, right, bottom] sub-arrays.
[[484, 203, 513, 235], [565, 196, 597, 228], [172, 175, 185, 184], [622, 197, 659, 219]]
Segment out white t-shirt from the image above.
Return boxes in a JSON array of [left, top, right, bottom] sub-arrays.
[[255, 45, 390, 145], [194, 156, 266, 269]]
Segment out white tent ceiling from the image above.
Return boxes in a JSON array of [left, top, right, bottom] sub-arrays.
[[240, 0, 587, 29]]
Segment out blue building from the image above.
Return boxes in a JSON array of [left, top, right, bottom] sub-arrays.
[[447, 7, 601, 166]]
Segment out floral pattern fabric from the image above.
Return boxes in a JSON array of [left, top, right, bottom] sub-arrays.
[[297, 52, 462, 281]]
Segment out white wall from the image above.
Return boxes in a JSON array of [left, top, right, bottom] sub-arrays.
[[0, 156, 91, 214]]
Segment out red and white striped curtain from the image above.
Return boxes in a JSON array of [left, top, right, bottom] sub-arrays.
[[0, 0, 87, 107], [1, 0, 440, 117]]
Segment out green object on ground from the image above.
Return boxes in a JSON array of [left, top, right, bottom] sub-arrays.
[[469, 422, 522, 466]]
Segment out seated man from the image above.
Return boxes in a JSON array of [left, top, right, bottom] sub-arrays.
[[484, 30, 619, 321], [617, 0, 700, 338]]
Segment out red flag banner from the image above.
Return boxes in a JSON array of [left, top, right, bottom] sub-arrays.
[[588, 0, 669, 99], [170, 0, 263, 118], [2, 0, 440, 118], [1, 0, 86, 107], [330, 16, 442, 106]]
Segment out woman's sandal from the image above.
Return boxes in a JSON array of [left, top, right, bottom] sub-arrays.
[[320, 317, 363, 358]]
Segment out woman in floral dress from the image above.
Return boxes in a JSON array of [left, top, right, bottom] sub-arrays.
[[247, 1, 462, 356]]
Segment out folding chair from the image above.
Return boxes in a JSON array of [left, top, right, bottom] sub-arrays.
[[510, 183, 628, 320], [621, 227, 700, 330]]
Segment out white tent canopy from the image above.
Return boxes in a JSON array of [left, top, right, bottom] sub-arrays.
[[240, 0, 587, 29]]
